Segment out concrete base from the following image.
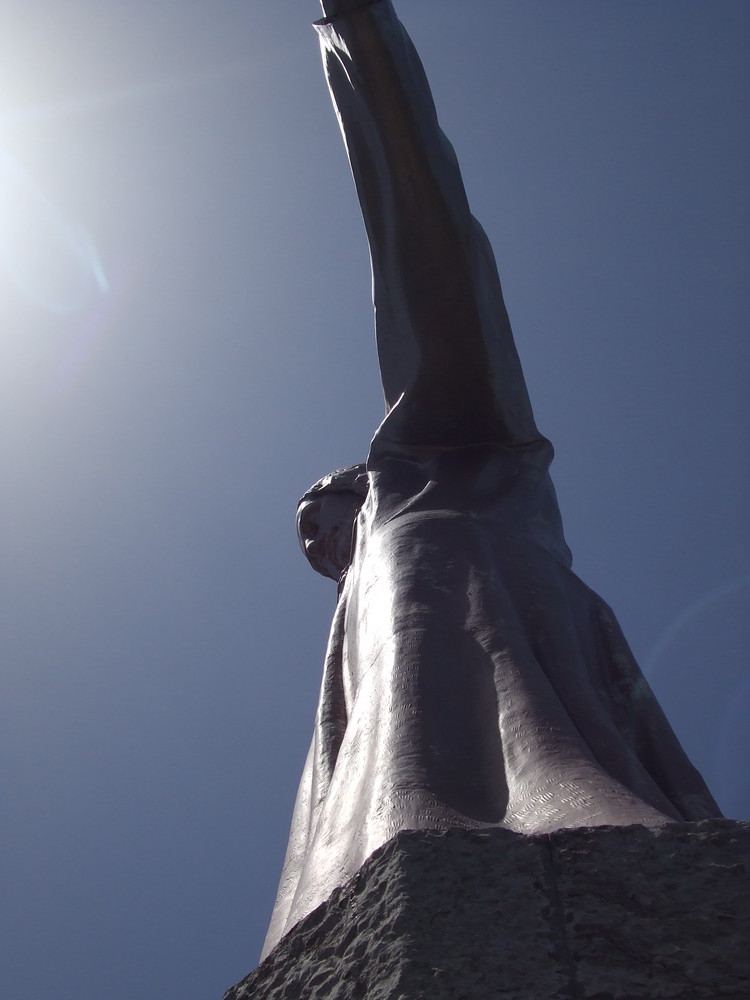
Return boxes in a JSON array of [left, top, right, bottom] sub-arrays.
[[224, 820, 750, 1000]]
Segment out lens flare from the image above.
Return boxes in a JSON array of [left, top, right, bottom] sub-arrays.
[[643, 575, 750, 679], [0, 150, 108, 312]]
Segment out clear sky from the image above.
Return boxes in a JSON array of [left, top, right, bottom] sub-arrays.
[[1, 2, 748, 998]]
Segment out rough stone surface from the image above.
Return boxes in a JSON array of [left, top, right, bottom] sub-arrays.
[[223, 820, 750, 1000], [553, 822, 750, 999]]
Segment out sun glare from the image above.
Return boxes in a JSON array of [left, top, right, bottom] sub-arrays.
[[0, 149, 108, 314]]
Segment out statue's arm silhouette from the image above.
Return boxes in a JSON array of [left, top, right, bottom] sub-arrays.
[[317, 0, 541, 453]]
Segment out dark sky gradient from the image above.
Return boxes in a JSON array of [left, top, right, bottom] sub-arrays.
[[1, 3, 748, 998]]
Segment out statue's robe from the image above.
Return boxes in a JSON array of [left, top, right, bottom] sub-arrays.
[[262, 0, 721, 959]]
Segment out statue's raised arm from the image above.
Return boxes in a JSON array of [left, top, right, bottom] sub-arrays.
[[316, 0, 539, 451]]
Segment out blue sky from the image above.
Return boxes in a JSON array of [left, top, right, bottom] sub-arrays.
[[1, 2, 748, 998]]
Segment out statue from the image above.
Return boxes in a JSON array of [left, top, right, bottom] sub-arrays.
[[261, 0, 721, 960]]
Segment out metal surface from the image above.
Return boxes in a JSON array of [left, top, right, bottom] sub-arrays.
[[261, 0, 721, 960]]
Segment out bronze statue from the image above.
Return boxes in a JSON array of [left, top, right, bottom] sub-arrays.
[[262, 0, 721, 960]]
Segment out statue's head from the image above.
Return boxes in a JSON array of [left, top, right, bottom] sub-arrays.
[[296, 464, 368, 581]]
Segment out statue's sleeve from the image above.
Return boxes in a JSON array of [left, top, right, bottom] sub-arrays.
[[315, 0, 541, 452]]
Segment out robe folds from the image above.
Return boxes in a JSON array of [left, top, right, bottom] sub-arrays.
[[261, 0, 720, 959]]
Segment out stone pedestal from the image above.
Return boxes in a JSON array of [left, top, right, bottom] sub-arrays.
[[224, 820, 750, 1000]]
